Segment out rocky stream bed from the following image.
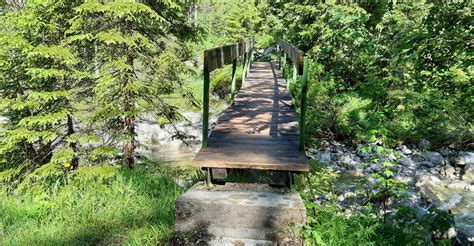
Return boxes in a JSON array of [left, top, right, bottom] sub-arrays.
[[311, 140, 473, 244]]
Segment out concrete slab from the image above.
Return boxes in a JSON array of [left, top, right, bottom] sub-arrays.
[[175, 182, 306, 245]]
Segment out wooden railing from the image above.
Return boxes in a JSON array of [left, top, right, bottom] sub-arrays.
[[202, 38, 255, 148], [276, 38, 309, 151]]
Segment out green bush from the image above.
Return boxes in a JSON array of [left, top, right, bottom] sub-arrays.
[[255, 34, 274, 49], [210, 64, 243, 99], [267, 2, 473, 147], [298, 160, 454, 245]]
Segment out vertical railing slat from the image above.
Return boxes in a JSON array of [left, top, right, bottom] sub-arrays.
[[242, 52, 247, 85], [231, 58, 237, 104], [202, 52, 210, 148], [299, 57, 309, 151]]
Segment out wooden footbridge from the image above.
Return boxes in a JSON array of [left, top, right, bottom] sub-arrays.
[[192, 38, 310, 185]]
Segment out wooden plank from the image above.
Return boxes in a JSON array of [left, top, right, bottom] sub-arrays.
[[204, 39, 254, 73], [208, 138, 299, 147], [193, 154, 308, 172], [207, 133, 299, 141], [193, 62, 308, 172]]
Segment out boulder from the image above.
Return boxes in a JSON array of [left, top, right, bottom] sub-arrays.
[[418, 139, 431, 149], [399, 156, 415, 167], [419, 151, 445, 166], [456, 152, 474, 166], [338, 154, 359, 170], [420, 161, 436, 168], [463, 166, 474, 183], [443, 165, 458, 179], [315, 151, 331, 164]]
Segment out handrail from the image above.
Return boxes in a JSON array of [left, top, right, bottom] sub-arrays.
[[202, 38, 255, 148], [276, 38, 308, 151], [277, 38, 304, 76]]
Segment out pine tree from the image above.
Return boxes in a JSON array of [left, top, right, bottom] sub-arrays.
[[0, 0, 82, 171], [67, 0, 196, 168]]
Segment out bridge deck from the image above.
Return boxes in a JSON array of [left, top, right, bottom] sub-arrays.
[[192, 62, 308, 172]]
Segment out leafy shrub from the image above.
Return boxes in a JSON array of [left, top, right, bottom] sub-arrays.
[[267, 2, 473, 147], [298, 159, 455, 245], [255, 34, 274, 49], [210, 64, 243, 99], [304, 203, 380, 246]]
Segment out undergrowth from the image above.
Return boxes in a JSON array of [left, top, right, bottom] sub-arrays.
[[297, 160, 454, 246], [0, 162, 197, 245]]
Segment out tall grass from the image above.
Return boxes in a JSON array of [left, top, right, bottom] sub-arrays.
[[0, 163, 196, 245]]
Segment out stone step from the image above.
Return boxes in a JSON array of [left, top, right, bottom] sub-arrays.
[[175, 182, 306, 245], [207, 237, 302, 246]]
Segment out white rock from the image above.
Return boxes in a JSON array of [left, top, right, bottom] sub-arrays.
[[443, 165, 457, 179], [395, 175, 414, 184], [456, 152, 474, 166], [447, 181, 469, 190], [463, 167, 474, 182], [400, 145, 413, 155], [416, 174, 442, 186]]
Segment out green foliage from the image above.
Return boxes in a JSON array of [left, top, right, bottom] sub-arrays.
[[67, 0, 197, 167], [210, 64, 243, 100], [267, 1, 473, 146], [0, 162, 196, 245], [0, 0, 81, 170], [299, 161, 381, 246], [189, 0, 261, 54], [1, 0, 199, 170], [305, 205, 380, 246], [298, 160, 454, 245]]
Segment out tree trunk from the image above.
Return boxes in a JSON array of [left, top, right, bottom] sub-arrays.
[[67, 114, 79, 169], [124, 91, 135, 169], [123, 54, 135, 169]]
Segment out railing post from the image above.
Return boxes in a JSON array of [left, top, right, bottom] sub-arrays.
[[277, 44, 281, 69], [242, 52, 247, 84], [299, 57, 309, 151], [282, 52, 287, 77], [231, 58, 237, 104], [293, 64, 297, 83], [246, 48, 252, 77], [202, 53, 210, 148]]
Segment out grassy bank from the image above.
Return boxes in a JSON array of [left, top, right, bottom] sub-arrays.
[[0, 163, 198, 245]]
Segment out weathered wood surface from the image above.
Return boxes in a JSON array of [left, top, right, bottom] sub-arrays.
[[204, 39, 253, 73], [193, 62, 308, 172], [277, 38, 304, 75]]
